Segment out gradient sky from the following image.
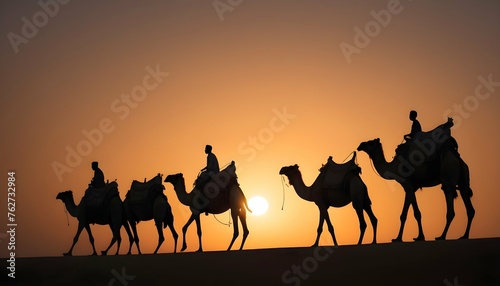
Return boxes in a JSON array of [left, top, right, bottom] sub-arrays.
[[1, 0, 499, 258]]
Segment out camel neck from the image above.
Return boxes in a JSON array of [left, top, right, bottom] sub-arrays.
[[369, 144, 400, 181], [288, 171, 314, 202], [63, 195, 79, 217], [171, 178, 193, 206]]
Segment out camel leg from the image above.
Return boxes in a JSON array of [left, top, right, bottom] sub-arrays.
[[102, 222, 122, 256], [393, 192, 413, 242], [363, 204, 378, 244], [181, 214, 196, 252], [168, 222, 179, 253], [323, 209, 338, 247], [194, 215, 203, 252], [101, 224, 117, 256], [84, 224, 98, 255], [459, 187, 475, 239], [312, 209, 326, 247], [457, 159, 475, 239], [353, 205, 367, 245], [114, 223, 122, 255], [64, 221, 85, 256], [409, 192, 425, 241], [122, 220, 134, 255], [129, 220, 142, 255], [227, 208, 240, 251], [164, 203, 179, 253], [436, 189, 456, 240], [238, 207, 249, 251], [153, 219, 165, 254]]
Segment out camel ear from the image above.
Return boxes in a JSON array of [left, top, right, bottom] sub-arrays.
[[375, 138, 380, 142]]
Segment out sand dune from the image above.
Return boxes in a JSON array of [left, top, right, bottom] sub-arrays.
[[4, 237, 500, 286]]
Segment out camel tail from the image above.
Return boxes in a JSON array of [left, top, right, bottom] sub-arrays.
[[163, 203, 174, 229], [243, 196, 252, 213], [458, 158, 473, 198]]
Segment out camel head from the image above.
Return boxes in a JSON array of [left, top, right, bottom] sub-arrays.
[[279, 165, 300, 182], [164, 173, 183, 184], [357, 138, 381, 156], [56, 190, 73, 202]]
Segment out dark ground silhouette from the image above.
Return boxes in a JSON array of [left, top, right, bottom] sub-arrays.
[[6, 237, 500, 286]]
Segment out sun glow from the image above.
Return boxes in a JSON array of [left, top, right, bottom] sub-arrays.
[[248, 196, 269, 216]]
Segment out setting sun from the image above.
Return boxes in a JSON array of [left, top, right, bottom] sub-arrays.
[[248, 196, 269, 216]]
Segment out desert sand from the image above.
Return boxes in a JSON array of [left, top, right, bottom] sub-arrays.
[[3, 237, 500, 286]]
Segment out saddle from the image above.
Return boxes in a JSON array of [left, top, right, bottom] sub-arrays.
[[320, 153, 360, 190], [396, 118, 455, 161], [84, 181, 119, 208], [195, 161, 238, 198], [127, 175, 165, 205]]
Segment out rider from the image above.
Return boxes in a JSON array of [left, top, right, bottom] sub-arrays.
[[89, 161, 106, 188], [404, 110, 422, 141], [197, 145, 220, 189]]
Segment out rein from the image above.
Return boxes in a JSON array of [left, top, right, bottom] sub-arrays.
[[213, 213, 231, 227]]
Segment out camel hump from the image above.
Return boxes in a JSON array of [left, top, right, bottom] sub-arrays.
[[84, 181, 119, 208], [321, 153, 360, 189], [128, 174, 164, 205]]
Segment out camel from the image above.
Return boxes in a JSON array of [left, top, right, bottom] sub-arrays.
[[163, 161, 251, 252], [123, 174, 178, 254], [356, 123, 475, 242], [279, 153, 378, 246], [56, 189, 134, 256]]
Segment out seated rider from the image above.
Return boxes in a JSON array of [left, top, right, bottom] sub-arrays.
[[404, 110, 422, 141], [89, 161, 106, 188], [196, 145, 220, 189]]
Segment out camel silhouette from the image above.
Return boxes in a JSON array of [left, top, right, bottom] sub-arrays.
[[357, 120, 475, 242], [123, 174, 178, 254], [56, 190, 133, 256], [279, 153, 378, 246], [164, 161, 251, 252]]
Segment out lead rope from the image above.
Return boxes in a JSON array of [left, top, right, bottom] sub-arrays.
[[213, 213, 231, 227], [341, 151, 356, 163], [281, 175, 289, 210], [369, 157, 384, 179], [63, 205, 70, 226]]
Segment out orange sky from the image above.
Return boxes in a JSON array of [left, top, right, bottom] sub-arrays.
[[1, 0, 500, 258]]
